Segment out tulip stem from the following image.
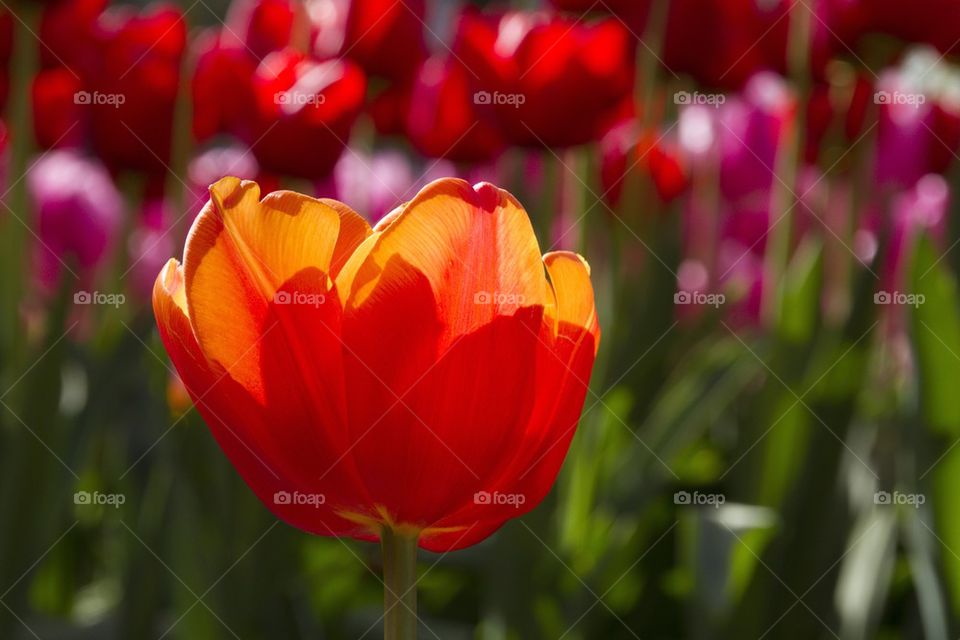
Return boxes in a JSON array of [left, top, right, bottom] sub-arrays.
[[1, 1, 39, 356], [381, 527, 418, 640]]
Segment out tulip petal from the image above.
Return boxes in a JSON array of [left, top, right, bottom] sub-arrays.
[[341, 178, 550, 345], [152, 259, 367, 538], [182, 178, 376, 522], [419, 252, 600, 550], [542, 251, 601, 344], [319, 197, 373, 277], [336, 178, 552, 528], [183, 176, 341, 394]]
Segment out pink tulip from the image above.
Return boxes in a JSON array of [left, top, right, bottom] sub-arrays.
[[27, 150, 123, 294]]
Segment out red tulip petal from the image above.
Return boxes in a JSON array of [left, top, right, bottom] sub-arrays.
[[336, 178, 552, 528], [420, 251, 599, 550], [182, 178, 376, 519], [318, 197, 374, 277], [153, 259, 366, 537], [184, 176, 341, 393]]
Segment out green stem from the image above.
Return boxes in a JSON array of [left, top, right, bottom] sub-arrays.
[[1, 1, 39, 361], [762, 2, 811, 327], [381, 528, 418, 640], [168, 11, 193, 227], [638, 0, 668, 132]]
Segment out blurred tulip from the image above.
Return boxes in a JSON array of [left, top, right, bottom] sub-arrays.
[[717, 73, 795, 202], [876, 174, 950, 334], [567, 0, 855, 90], [867, 0, 960, 54], [455, 10, 634, 148], [244, 49, 366, 179], [38, 0, 106, 74], [223, 0, 310, 60], [191, 30, 258, 143], [31, 68, 84, 149], [87, 4, 186, 174], [153, 176, 599, 551], [368, 82, 410, 137], [548, 0, 642, 18], [323, 147, 413, 223], [884, 174, 949, 285], [660, 0, 789, 89], [309, 0, 349, 60], [674, 73, 801, 328], [27, 150, 123, 293], [873, 52, 960, 190], [404, 55, 505, 163], [342, 0, 426, 83], [600, 120, 688, 208]]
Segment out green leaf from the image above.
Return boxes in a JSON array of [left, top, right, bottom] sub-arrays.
[[777, 237, 823, 343], [911, 234, 960, 435]]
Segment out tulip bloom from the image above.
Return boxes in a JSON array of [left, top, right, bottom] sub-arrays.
[[154, 175, 599, 557], [343, 0, 426, 83], [39, 0, 105, 74], [28, 150, 123, 294], [32, 68, 84, 149], [455, 10, 633, 148], [404, 55, 505, 163], [243, 49, 366, 179], [88, 4, 186, 174]]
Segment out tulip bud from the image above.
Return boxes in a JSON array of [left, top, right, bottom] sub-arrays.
[[27, 150, 123, 294]]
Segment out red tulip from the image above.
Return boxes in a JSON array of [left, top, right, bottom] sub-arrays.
[[368, 82, 410, 137], [223, 0, 312, 61], [661, 0, 789, 89], [867, 0, 960, 54], [153, 176, 600, 551], [191, 30, 258, 143], [87, 4, 186, 174], [32, 68, 84, 149], [600, 120, 688, 208], [39, 0, 106, 74], [242, 48, 366, 179], [404, 55, 505, 163], [342, 0, 426, 83], [455, 10, 634, 148]]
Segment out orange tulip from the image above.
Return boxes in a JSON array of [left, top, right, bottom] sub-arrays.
[[153, 176, 599, 553]]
